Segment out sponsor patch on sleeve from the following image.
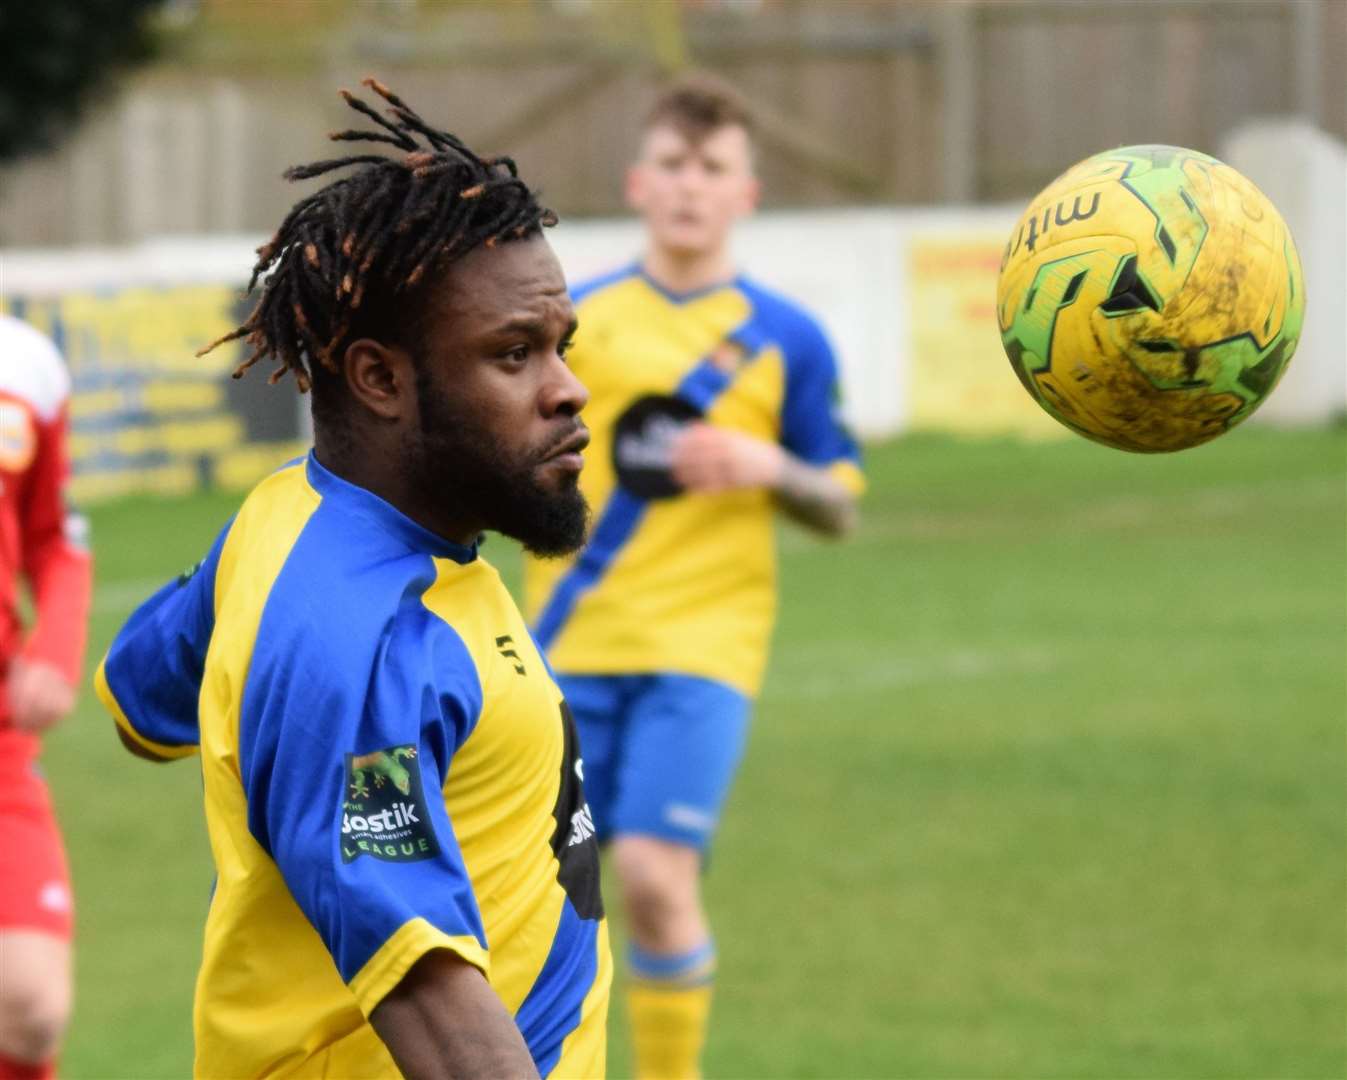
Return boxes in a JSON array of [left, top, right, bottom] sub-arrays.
[[340, 744, 439, 865]]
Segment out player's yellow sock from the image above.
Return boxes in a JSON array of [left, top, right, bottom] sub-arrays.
[[626, 941, 716, 1080]]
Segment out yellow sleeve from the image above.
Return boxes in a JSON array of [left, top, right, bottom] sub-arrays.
[[827, 459, 867, 497], [348, 916, 491, 1017]]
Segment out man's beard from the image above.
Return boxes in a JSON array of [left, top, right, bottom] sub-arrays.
[[408, 377, 590, 558]]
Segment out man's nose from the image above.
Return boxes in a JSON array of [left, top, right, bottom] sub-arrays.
[[542, 355, 589, 418], [675, 163, 705, 190]]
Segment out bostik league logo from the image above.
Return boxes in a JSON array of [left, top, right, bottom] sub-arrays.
[[340, 744, 439, 864]]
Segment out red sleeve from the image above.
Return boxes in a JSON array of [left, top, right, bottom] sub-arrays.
[[19, 403, 92, 687]]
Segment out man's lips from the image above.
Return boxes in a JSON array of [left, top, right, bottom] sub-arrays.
[[542, 427, 590, 470]]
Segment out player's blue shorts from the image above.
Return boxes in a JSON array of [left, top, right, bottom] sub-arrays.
[[557, 673, 751, 853]]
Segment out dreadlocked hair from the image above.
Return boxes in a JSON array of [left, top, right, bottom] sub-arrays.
[[199, 77, 558, 394]]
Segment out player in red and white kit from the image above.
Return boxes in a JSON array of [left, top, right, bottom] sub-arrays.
[[0, 315, 92, 1080]]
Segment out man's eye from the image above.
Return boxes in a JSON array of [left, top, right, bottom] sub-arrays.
[[504, 346, 529, 363], [558, 338, 575, 360]]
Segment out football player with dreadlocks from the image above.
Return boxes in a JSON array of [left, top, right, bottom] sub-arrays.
[[95, 80, 608, 1079]]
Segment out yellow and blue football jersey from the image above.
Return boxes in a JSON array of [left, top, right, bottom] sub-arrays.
[[523, 267, 864, 697], [95, 454, 610, 1079]]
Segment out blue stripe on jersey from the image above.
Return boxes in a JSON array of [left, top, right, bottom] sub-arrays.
[[102, 520, 230, 750], [676, 360, 732, 411], [238, 489, 488, 985], [534, 488, 647, 650], [516, 899, 598, 1076], [676, 319, 772, 410]]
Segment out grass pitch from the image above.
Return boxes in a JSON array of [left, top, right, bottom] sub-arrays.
[[46, 427, 1345, 1077]]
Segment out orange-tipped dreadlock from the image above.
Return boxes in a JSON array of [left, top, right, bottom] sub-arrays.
[[199, 78, 557, 393]]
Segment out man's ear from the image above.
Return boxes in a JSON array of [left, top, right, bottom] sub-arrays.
[[624, 162, 646, 213], [343, 338, 416, 422], [741, 174, 761, 216]]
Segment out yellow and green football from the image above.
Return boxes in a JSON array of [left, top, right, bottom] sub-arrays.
[[996, 144, 1304, 452]]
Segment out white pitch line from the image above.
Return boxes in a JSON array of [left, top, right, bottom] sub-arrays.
[[761, 644, 1059, 703]]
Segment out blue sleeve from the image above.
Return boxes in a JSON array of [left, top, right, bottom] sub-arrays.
[[778, 316, 862, 469], [238, 590, 489, 993], [96, 521, 231, 756]]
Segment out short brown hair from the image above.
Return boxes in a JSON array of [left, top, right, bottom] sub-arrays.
[[645, 72, 755, 143]]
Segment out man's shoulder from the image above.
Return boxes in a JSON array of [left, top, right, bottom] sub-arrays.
[[734, 276, 827, 339], [221, 462, 406, 641], [418, 556, 527, 660], [733, 276, 832, 366], [242, 532, 490, 699], [222, 458, 320, 582], [0, 315, 70, 421]]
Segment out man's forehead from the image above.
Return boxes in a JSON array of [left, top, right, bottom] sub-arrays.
[[437, 236, 569, 318], [640, 121, 751, 161]]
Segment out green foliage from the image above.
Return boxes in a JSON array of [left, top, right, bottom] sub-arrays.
[[0, 0, 162, 163], [47, 428, 1346, 1077]]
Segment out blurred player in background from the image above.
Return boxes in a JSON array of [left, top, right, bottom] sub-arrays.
[[523, 73, 863, 1078], [0, 316, 92, 1080], [95, 81, 607, 1079]]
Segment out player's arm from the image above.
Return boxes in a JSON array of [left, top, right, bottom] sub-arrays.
[[113, 722, 179, 762], [669, 425, 858, 536], [671, 310, 862, 536], [371, 950, 538, 1080], [775, 452, 859, 536], [11, 401, 92, 734]]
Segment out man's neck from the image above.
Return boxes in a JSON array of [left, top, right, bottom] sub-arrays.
[[313, 437, 481, 548], [641, 245, 735, 297]]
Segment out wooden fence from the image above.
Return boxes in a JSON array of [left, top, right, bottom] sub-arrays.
[[0, 0, 1342, 246]]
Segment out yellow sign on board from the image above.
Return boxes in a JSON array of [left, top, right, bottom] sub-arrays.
[[4, 286, 306, 503], [908, 236, 1065, 439]]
